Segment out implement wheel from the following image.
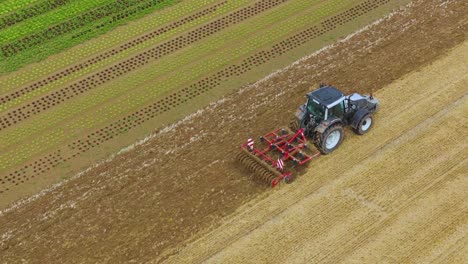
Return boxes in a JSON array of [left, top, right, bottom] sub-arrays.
[[284, 174, 294, 184]]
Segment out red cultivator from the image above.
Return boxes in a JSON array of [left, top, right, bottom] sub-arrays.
[[238, 128, 320, 187]]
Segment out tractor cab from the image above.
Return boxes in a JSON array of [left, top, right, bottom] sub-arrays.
[[306, 86, 346, 121]]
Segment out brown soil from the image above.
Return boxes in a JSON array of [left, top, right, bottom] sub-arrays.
[[165, 42, 468, 263], [0, 0, 466, 263]]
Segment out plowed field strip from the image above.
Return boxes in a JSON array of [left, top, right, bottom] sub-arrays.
[[161, 42, 468, 263]]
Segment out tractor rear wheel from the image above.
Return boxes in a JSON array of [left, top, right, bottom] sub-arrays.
[[289, 118, 300, 132], [314, 123, 344, 154], [354, 114, 373, 135]]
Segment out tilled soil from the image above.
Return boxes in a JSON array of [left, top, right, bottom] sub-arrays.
[[164, 41, 468, 263], [0, 0, 466, 262]]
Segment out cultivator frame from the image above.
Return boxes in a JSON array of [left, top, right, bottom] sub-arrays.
[[238, 128, 320, 187]]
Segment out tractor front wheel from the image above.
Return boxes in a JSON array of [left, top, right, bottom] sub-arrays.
[[314, 124, 344, 155]]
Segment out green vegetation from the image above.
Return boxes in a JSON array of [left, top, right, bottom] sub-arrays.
[[0, 0, 178, 73], [0, 0, 75, 30], [0, 0, 216, 92]]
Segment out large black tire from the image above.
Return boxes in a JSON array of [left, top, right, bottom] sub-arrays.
[[354, 114, 373, 135], [314, 123, 344, 155]]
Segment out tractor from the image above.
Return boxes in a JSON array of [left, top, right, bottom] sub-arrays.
[[238, 84, 379, 187], [290, 84, 379, 154]]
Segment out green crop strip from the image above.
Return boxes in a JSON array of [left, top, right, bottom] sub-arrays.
[[0, 0, 114, 44], [0, 0, 39, 16], [0, 0, 359, 169], [0, 0, 75, 30], [0, 0, 179, 74]]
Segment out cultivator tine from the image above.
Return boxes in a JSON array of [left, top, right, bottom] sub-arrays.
[[238, 127, 319, 187]]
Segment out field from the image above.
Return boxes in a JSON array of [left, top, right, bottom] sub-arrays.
[[0, 0, 413, 207], [0, 0, 467, 263], [166, 41, 468, 263]]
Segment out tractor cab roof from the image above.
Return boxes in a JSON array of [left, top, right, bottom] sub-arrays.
[[307, 86, 345, 108]]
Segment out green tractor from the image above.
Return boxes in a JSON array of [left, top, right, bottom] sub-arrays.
[[291, 85, 379, 154]]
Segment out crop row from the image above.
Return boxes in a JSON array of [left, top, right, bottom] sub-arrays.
[[0, 1, 229, 109], [0, 0, 217, 91], [0, 0, 114, 44], [0, 0, 263, 148], [0, 0, 170, 56], [0, 0, 38, 16], [0, 1, 247, 111], [0, 0, 288, 128], [0, 0, 178, 73], [0, 0, 74, 30], [0, 0, 355, 169]]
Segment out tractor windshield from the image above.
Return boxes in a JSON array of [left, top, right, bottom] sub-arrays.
[[307, 99, 325, 119]]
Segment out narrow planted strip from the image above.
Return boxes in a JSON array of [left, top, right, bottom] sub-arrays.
[[0, 0, 117, 43], [0, 0, 174, 58], [0, 1, 227, 106], [0, 0, 290, 130], [0, 0, 74, 30], [0, 0, 39, 16], [0, 0, 219, 92], [0, 0, 394, 194]]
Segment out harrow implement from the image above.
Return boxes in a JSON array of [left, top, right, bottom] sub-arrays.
[[238, 128, 320, 187]]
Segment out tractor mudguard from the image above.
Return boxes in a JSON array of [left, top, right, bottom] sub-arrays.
[[351, 109, 370, 129], [315, 117, 342, 134]]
